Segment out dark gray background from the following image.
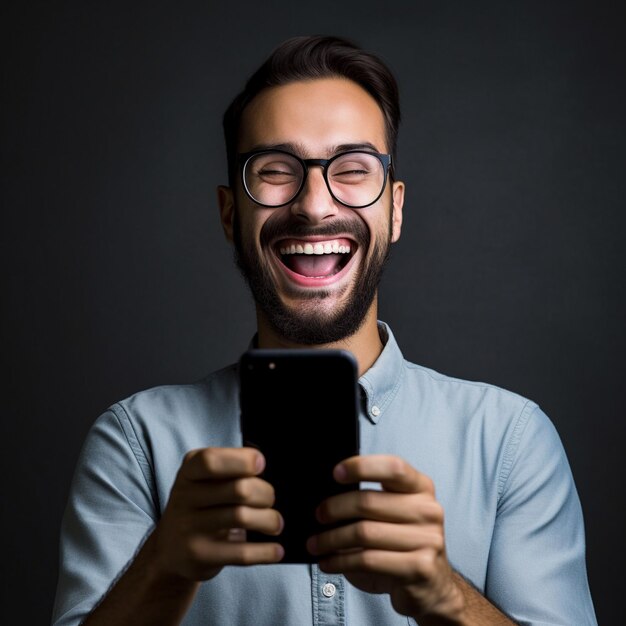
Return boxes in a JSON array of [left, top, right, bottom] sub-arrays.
[[2, 1, 624, 624]]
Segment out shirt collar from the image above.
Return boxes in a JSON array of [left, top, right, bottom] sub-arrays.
[[358, 321, 405, 424], [246, 321, 404, 425]]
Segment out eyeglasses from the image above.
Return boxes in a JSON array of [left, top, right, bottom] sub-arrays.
[[238, 149, 393, 208]]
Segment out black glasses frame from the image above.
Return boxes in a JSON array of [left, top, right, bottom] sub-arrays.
[[238, 149, 393, 209]]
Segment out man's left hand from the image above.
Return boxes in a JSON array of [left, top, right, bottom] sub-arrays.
[[306, 454, 465, 621]]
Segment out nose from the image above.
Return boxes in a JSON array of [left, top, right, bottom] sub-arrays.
[[289, 166, 339, 223]]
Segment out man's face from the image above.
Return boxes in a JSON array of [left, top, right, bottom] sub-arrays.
[[219, 78, 404, 345]]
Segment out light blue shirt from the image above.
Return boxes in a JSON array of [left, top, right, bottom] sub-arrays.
[[51, 322, 597, 625]]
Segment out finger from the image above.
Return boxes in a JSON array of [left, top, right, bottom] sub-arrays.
[[308, 521, 443, 556], [180, 447, 264, 481], [317, 490, 443, 525], [335, 455, 434, 494], [318, 547, 441, 583], [189, 505, 284, 536], [189, 537, 285, 567], [175, 477, 275, 509]]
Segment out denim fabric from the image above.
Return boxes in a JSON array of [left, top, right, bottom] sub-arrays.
[[51, 322, 597, 625]]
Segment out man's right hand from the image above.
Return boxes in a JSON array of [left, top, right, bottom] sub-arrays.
[[82, 447, 283, 626], [150, 446, 285, 582]]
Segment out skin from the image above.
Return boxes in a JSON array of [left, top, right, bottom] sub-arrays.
[[83, 78, 515, 625], [220, 77, 404, 366]]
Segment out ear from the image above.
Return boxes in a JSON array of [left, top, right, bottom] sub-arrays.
[[217, 185, 235, 242], [390, 180, 405, 243]]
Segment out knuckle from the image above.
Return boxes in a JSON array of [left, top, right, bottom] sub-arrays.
[[428, 500, 444, 524], [428, 526, 445, 552], [354, 522, 370, 544], [231, 505, 250, 527], [359, 550, 381, 571], [422, 474, 435, 495], [200, 448, 220, 474], [183, 449, 198, 464], [185, 534, 208, 562], [356, 490, 376, 515], [354, 521, 381, 544], [233, 479, 252, 502], [414, 549, 438, 578], [390, 457, 407, 480], [177, 450, 199, 480], [235, 543, 260, 565]]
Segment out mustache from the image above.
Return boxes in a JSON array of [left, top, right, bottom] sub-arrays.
[[260, 214, 370, 250]]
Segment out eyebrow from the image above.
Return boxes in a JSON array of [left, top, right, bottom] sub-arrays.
[[245, 141, 383, 157]]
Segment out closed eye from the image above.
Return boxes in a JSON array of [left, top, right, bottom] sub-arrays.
[[258, 169, 299, 182], [335, 169, 369, 175], [331, 169, 371, 184]]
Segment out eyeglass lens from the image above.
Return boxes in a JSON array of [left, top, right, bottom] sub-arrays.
[[243, 152, 386, 207]]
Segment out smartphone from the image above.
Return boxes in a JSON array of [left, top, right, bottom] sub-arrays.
[[238, 348, 360, 563]]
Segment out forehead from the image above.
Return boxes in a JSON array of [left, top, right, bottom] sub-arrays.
[[238, 78, 388, 156]]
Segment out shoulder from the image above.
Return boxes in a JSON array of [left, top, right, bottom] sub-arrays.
[[402, 358, 537, 420], [89, 363, 241, 452], [373, 322, 543, 438], [377, 321, 535, 420], [404, 359, 565, 476], [112, 363, 239, 420]]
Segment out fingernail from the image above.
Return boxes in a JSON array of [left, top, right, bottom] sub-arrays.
[[276, 514, 284, 534], [334, 463, 347, 481], [275, 544, 285, 561], [255, 454, 265, 473]]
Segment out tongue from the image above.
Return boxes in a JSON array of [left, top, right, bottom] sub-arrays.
[[288, 254, 342, 277]]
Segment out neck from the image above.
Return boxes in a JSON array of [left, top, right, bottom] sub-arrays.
[[256, 306, 383, 376]]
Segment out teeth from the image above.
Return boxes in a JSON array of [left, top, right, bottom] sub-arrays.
[[279, 240, 351, 255]]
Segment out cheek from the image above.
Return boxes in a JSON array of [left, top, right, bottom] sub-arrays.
[[233, 196, 265, 244], [362, 207, 393, 250], [237, 214, 258, 242], [236, 208, 284, 258]]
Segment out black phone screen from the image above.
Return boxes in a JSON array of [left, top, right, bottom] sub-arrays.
[[239, 348, 360, 563]]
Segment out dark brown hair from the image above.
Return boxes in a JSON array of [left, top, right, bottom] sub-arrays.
[[222, 35, 401, 186]]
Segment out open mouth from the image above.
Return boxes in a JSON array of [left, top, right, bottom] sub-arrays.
[[275, 237, 355, 281]]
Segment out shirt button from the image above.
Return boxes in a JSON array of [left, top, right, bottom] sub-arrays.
[[371, 405, 381, 417], [322, 582, 336, 598]]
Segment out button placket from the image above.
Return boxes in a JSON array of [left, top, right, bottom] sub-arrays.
[[311, 565, 345, 625]]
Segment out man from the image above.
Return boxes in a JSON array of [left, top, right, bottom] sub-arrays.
[[52, 36, 597, 625]]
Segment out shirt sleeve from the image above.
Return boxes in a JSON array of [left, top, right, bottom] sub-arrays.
[[485, 405, 597, 625], [51, 407, 159, 626]]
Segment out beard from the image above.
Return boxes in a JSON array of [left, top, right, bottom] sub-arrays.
[[232, 209, 393, 345]]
